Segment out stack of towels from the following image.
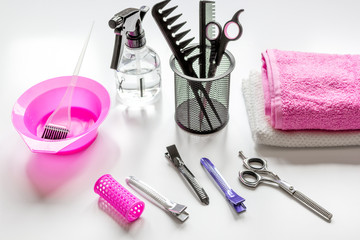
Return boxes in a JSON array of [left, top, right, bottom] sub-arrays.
[[242, 49, 360, 147]]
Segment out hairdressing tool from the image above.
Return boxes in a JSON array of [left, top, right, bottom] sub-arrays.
[[199, 0, 215, 78], [109, 7, 148, 70], [238, 151, 333, 221], [200, 158, 246, 213], [13, 75, 110, 153], [126, 176, 189, 222], [199, 9, 243, 125], [152, 0, 222, 130], [109, 6, 161, 105], [206, 9, 243, 78], [165, 145, 209, 205], [94, 174, 145, 222], [152, 0, 198, 77], [97, 197, 130, 227], [41, 23, 94, 140]]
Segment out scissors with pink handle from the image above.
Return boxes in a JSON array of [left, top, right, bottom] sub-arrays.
[[206, 9, 244, 78]]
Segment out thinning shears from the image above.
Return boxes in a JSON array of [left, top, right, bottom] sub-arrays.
[[206, 9, 244, 78], [238, 151, 333, 222]]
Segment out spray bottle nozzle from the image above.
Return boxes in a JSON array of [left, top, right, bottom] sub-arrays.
[[108, 8, 139, 30], [109, 6, 149, 70], [108, 16, 123, 29]]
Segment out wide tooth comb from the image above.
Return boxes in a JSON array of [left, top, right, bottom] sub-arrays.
[[174, 29, 191, 41], [178, 37, 194, 50], [155, 0, 171, 10], [162, 6, 177, 17], [182, 45, 197, 56], [152, 0, 222, 131], [166, 14, 182, 26], [171, 22, 187, 33], [152, 0, 197, 77], [187, 53, 202, 64]]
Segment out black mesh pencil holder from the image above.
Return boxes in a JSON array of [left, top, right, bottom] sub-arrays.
[[170, 46, 235, 134]]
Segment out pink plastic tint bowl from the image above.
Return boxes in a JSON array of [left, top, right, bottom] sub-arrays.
[[11, 76, 111, 154]]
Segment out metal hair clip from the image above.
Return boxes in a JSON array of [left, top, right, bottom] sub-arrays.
[[200, 158, 246, 213], [165, 144, 210, 205], [126, 176, 189, 222]]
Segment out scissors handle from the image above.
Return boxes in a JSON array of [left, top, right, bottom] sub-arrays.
[[243, 157, 268, 172], [215, 9, 244, 64], [205, 21, 222, 41], [239, 170, 278, 188], [239, 151, 280, 179], [205, 9, 244, 68], [205, 21, 221, 71], [223, 9, 244, 41], [239, 170, 261, 187]]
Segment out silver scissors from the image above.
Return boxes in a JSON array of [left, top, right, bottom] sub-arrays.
[[205, 9, 244, 78], [238, 151, 333, 222]]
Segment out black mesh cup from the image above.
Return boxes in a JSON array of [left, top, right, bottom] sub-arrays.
[[169, 45, 235, 134]]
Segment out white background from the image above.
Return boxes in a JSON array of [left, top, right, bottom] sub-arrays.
[[1, 0, 360, 239]]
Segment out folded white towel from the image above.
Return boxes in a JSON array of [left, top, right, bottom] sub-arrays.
[[242, 71, 360, 147]]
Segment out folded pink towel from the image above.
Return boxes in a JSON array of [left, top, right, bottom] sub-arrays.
[[262, 49, 360, 130]]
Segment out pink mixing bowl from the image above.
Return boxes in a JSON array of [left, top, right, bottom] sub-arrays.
[[12, 76, 111, 154]]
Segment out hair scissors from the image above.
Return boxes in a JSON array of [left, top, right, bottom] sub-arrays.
[[199, 9, 243, 124], [238, 151, 333, 222], [206, 9, 244, 78]]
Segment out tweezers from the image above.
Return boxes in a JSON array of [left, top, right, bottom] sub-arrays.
[[126, 176, 189, 222], [200, 158, 246, 213], [165, 144, 210, 205]]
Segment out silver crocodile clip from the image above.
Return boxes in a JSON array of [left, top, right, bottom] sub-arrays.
[[165, 144, 210, 205], [126, 176, 189, 222]]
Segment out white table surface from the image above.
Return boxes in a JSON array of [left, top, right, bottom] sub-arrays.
[[1, 0, 360, 239]]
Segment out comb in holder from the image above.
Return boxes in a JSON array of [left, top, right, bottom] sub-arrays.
[[199, 0, 215, 78], [152, 0, 199, 77], [152, 0, 222, 131]]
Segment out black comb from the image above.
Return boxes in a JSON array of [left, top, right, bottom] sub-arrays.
[[152, 0, 222, 130], [199, 1, 215, 78], [152, 0, 200, 77]]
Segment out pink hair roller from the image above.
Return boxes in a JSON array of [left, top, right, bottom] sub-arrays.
[[94, 174, 145, 222]]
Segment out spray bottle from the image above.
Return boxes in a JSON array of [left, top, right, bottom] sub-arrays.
[[109, 6, 161, 106]]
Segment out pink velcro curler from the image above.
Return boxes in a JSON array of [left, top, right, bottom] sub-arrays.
[[94, 174, 145, 222]]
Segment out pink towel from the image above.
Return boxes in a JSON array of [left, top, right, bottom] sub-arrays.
[[262, 49, 360, 130]]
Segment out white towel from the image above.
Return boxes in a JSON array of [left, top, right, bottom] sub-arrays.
[[242, 71, 360, 147]]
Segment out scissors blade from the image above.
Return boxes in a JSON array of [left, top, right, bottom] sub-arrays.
[[276, 179, 333, 221], [293, 190, 333, 221]]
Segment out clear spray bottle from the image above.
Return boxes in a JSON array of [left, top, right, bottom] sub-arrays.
[[109, 6, 161, 106]]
